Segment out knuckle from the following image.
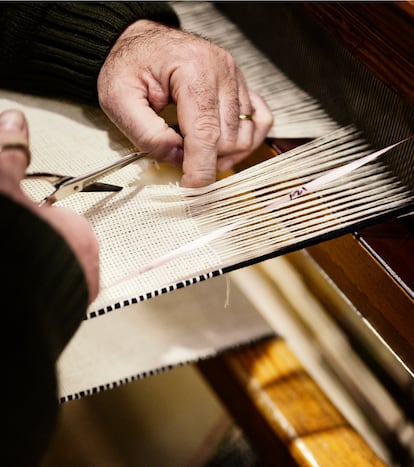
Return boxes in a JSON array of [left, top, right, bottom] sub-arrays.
[[238, 138, 253, 153], [223, 138, 251, 156], [257, 116, 274, 136], [97, 81, 115, 111], [222, 50, 237, 70], [219, 132, 240, 153], [97, 91, 109, 111], [136, 128, 169, 156], [262, 112, 274, 128], [226, 114, 240, 134], [187, 79, 217, 111], [219, 140, 235, 155], [193, 118, 221, 146], [183, 169, 215, 188], [185, 40, 204, 60]]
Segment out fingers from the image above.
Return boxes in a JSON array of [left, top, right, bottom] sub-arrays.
[[40, 206, 100, 302], [98, 19, 274, 189], [97, 22, 184, 164], [98, 74, 184, 164], [169, 44, 273, 187], [175, 63, 222, 188], [175, 51, 266, 187], [0, 110, 30, 186], [217, 65, 251, 155], [0, 109, 100, 303], [216, 90, 274, 172], [178, 72, 273, 186]]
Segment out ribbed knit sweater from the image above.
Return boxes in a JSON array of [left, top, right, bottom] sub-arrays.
[[0, 2, 179, 104], [2, 194, 89, 465], [0, 3, 179, 465]]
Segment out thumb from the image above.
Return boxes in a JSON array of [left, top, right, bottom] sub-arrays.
[[0, 110, 30, 184]]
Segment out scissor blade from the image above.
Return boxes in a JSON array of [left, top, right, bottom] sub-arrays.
[[81, 182, 123, 192], [47, 152, 147, 203], [75, 152, 147, 189]]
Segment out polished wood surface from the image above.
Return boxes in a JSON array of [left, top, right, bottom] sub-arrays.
[[294, 0, 414, 379], [199, 3, 414, 463], [236, 138, 414, 376], [198, 337, 386, 466], [307, 226, 414, 376], [200, 137, 413, 463], [304, 2, 414, 105]]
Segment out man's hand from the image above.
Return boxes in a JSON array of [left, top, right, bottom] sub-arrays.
[[97, 20, 273, 188], [0, 110, 100, 302]]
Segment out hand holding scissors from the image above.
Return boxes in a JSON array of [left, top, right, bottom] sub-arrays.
[[0, 109, 100, 301], [25, 151, 147, 206]]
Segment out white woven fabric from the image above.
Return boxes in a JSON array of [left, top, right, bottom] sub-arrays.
[[7, 92, 226, 316], [2, 91, 411, 321], [57, 274, 273, 401], [0, 90, 275, 399], [2, 20, 411, 396]]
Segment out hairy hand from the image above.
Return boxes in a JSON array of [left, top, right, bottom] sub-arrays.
[[0, 110, 99, 302], [98, 20, 273, 188]]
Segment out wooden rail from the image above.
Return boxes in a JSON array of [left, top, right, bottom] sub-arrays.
[[198, 337, 386, 466]]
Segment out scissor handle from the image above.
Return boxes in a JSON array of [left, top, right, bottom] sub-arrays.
[[24, 172, 71, 185]]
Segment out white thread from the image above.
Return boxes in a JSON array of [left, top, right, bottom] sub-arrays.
[[172, 1, 339, 138], [103, 127, 413, 293], [224, 274, 231, 309]]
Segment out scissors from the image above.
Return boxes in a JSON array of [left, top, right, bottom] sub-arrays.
[[25, 151, 147, 206]]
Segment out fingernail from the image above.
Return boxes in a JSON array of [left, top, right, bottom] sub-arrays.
[[0, 110, 25, 132]]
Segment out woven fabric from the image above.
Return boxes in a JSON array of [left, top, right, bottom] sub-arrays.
[[1, 91, 225, 316], [57, 274, 273, 401], [3, 90, 412, 319], [0, 90, 275, 399]]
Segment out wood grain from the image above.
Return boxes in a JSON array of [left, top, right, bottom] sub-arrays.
[[303, 2, 414, 105], [307, 231, 414, 376], [198, 337, 386, 466]]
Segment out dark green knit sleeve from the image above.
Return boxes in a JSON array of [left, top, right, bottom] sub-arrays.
[[1, 193, 90, 465], [0, 2, 180, 104]]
